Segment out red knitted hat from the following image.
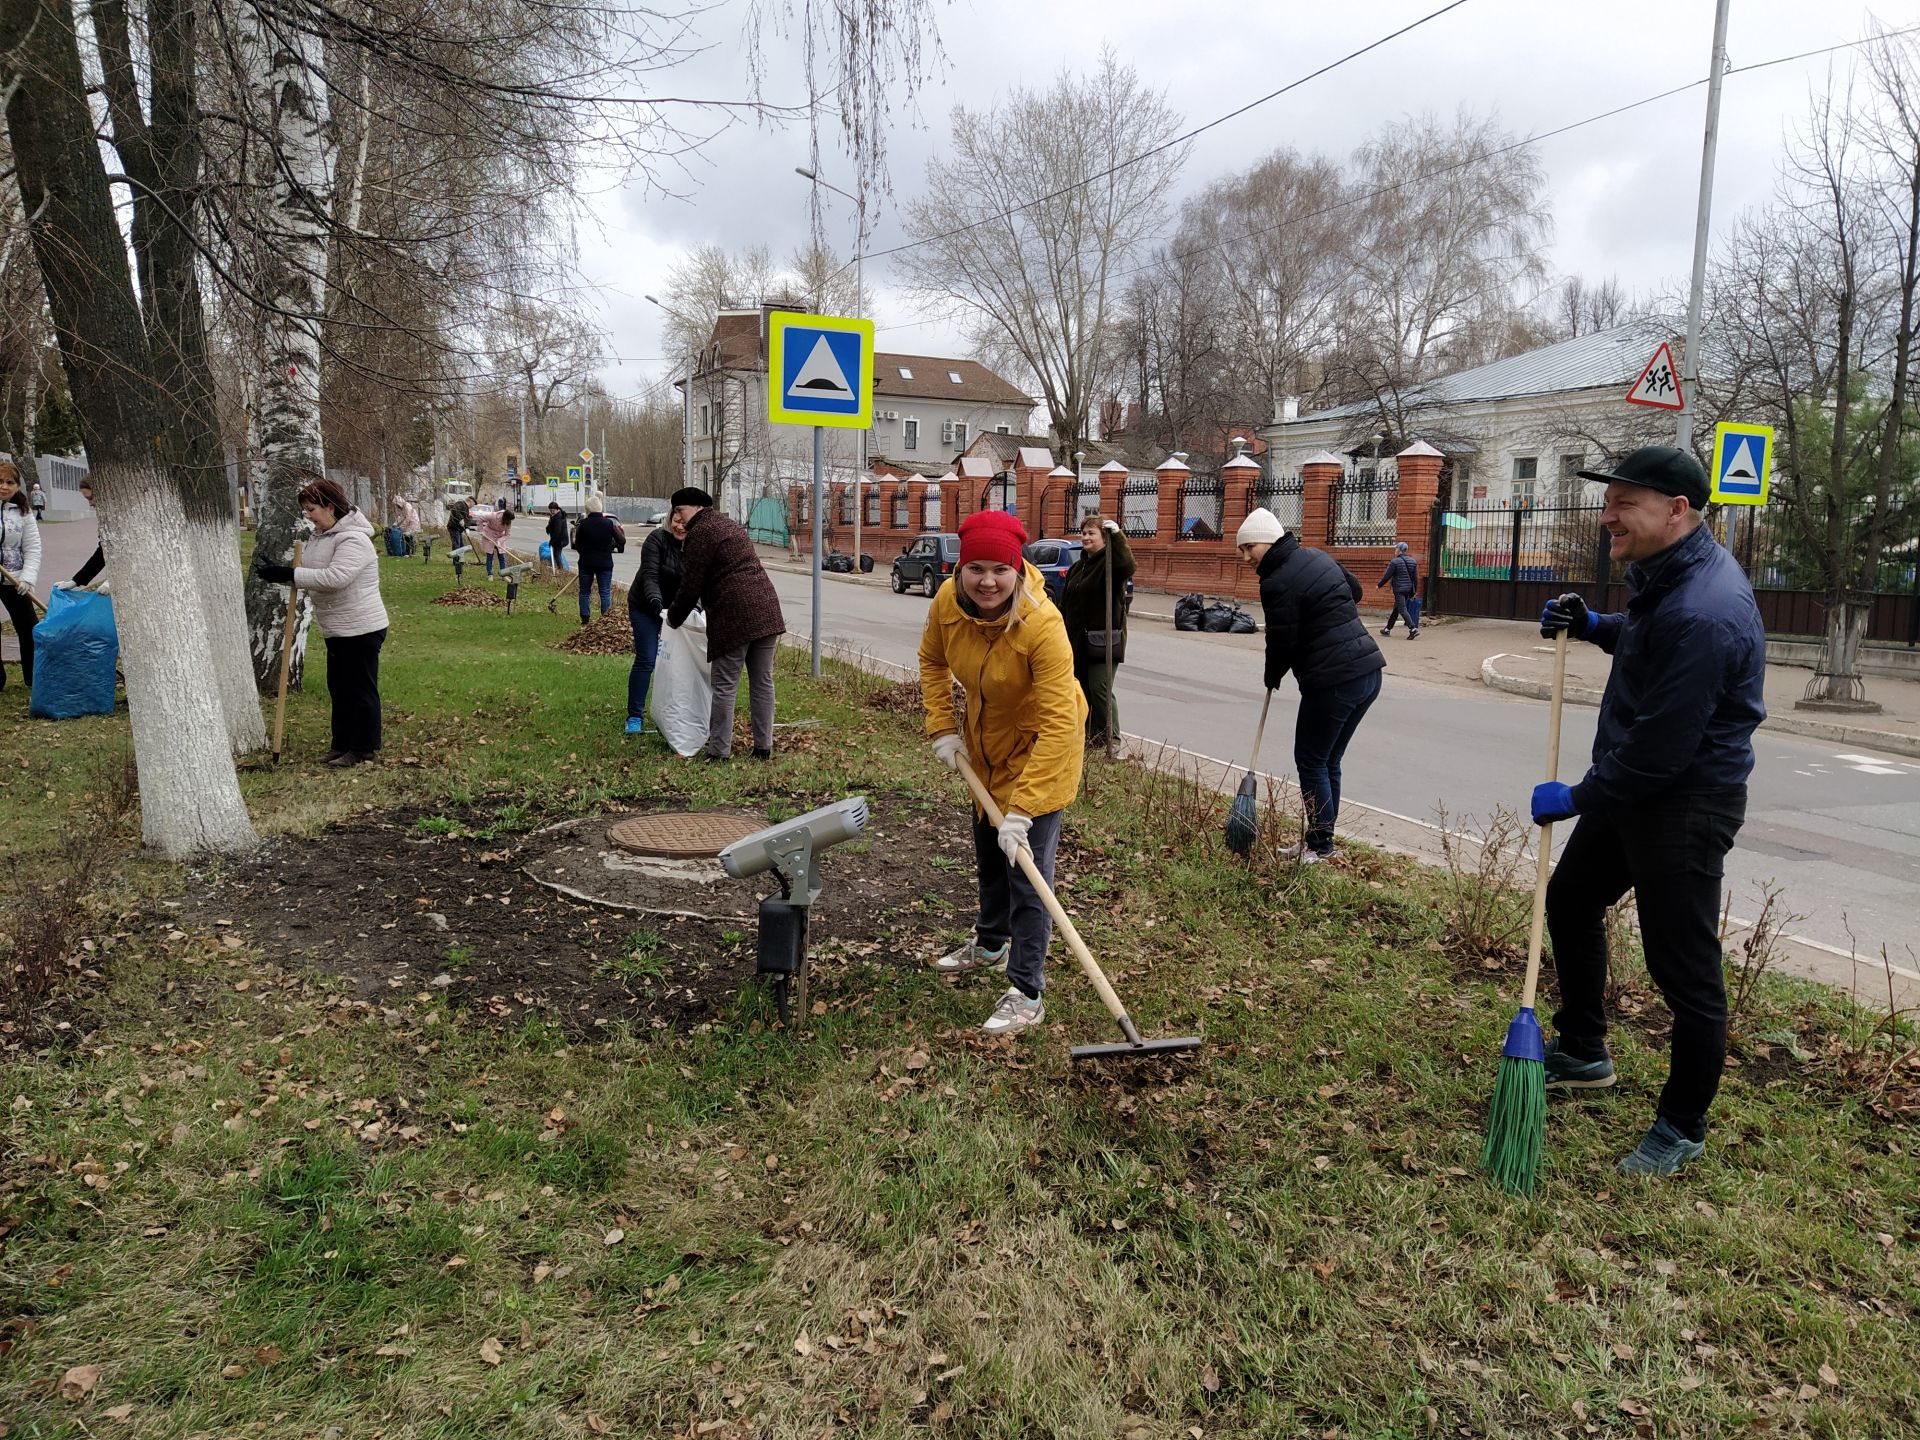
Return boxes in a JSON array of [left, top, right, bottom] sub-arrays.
[[958, 509, 1028, 569]]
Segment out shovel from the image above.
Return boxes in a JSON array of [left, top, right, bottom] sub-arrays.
[[952, 753, 1202, 1063]]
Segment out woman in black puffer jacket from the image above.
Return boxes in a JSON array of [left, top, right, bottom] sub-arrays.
[[1236, 507, 1384, 864], [624, 510, 685, 735], [1058, 512, 1134, 747], [569, 496, 625, 622]]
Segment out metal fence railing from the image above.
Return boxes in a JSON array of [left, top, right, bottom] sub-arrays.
[[1330, 473, 1399, 546], [922, 485, 941, 530], [1245, 474, 1305, 536], [891, 486, 910, 529], [1120, 474, 1159, 537], [1178, 474, 1225, 540], [1075, 476, 1103, 527], [1439, 504, 1605, 582]]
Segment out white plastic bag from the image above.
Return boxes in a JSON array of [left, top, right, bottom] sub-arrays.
[[650, 608, 712, 756]]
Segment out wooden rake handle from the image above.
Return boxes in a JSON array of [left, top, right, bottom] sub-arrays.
[[270, 541, 303, 761], [1520, 630, 1569, 1011], [952, 752, 1140, 1038]]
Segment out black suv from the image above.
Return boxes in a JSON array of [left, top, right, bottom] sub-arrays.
[[891, 533, 962, 596]]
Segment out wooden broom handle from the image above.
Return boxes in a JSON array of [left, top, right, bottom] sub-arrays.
[[953, 752, 1134, 1028], [1249, 688, 1273, 772], [271, 541, 302, 759], [1520, 629, 1568, 1010]]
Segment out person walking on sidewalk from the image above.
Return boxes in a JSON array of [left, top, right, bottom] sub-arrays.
[[570, 496, 624, 621], [920, 510, 1086, 1036], [626, 506, 685, 735], [254, 478, 390, 767], [1531, 446, 1766, 1178], [665, 488, 784, 761], [545, 501, 571, 573], [1237, 507, 1385, 864], [1059, 512, 1133, 747], [1377, 541, 1421, 638]]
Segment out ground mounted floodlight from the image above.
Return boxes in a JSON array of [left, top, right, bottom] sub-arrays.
[[718, 796, 869, 1021]]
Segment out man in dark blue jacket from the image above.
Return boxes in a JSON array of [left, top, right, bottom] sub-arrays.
[[1377, 542, 1421, 638], [1532, 446, 1766, 1177], [1238, 507, 1386, 864]]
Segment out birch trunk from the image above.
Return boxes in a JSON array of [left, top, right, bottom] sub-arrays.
[[0, 0, 256, 856], [235, 0, 333, 692]]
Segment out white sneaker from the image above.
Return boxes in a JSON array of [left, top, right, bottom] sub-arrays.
[[981, 987, 1044, 1035], [1300, 847, 1338, 866], [932, 938, 1009, 974]]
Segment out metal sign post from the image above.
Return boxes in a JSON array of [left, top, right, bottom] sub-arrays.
[[811, 426, 825, 675]]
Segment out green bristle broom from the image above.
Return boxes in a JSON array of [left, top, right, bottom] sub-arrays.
[[1481, 630, 1568, 1196]]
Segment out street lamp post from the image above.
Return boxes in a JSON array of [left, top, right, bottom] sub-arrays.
[[796, 164, 867, 572], [645, 293, 695, 492]]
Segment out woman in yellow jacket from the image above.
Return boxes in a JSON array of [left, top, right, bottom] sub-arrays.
[[919, 510, 1087, 1035]]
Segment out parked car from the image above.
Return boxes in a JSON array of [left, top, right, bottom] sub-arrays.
[[891, 532, 962, 596], [1024, 539, 1135, 605]]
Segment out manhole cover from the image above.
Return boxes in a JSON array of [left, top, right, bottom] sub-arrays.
[[608, 812, 764, 859]]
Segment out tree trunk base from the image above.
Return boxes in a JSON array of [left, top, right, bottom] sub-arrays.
[[1794, 695, 1885, 714]]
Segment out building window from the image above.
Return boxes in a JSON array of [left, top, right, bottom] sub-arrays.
[[1558, 453, 1583, 478], [699, 403, 710, 437], [952, 423, 968, 450], [699, 463, 709, 483], [1512, 455, 1537, 509], [948, 371, 963, 384], [897, 366, 913, 380], [903, 419, 918, 451], [996, 424, 1010, 434]]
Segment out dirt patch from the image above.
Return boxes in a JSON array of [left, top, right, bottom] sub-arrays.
[[183, 791, 981, 1035]]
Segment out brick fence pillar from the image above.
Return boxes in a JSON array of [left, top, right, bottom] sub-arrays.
[[1155, 454, 1188, 541], [1300, 451, 1344, 549], [1394, 440, 1444, 554], [1221, 454, 1259, 541], [1098, 461, 1128, 527], [1047, 466, 1077, 535], [907, 479, 928, 531], [1014, 457, 1048, 535]]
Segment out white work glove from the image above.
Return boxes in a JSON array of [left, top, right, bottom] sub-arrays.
[[996, 812, 1032, 864], [52, 580, 74, 592], [1102, 519, 1119, 533], [931, 734, 967, 771]]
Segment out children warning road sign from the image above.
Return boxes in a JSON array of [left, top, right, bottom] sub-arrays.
[[1710, 422, 1773, 506], [767, 312, 874, 428], [1625, 342, 1685, 410]]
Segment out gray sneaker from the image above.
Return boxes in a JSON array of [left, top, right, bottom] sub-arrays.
[[981, 986, 1044, 1035], [932, 937, 1009, 974], [1618, 1117, 1705, 1177], [1543, 1037, 1617, 1091]]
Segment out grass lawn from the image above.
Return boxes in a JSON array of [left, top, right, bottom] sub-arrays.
[[2, 550, 1917, 1438]]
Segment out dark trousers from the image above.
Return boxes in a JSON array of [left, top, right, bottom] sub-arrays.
[[0, 586, 35, 687], [1074, 657, 1118, 742], [1383, 592, 1416, 631], [1545, 790, 1746, 1141], [579, 566, 613, 620], [1292, 668, 1381, 853], [970, 808, 1063, 999], [628, 610, 661, 720], [324, 628, 386, 754]]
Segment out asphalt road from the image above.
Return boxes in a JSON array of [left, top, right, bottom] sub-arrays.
[[750, 563, 1920, 999]]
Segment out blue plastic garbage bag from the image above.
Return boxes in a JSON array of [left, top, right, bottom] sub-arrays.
[[30, 588, 119, 719], [538, 541, 553, 562]]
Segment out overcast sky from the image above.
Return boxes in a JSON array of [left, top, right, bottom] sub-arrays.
[[580, 0, 1913, 408]]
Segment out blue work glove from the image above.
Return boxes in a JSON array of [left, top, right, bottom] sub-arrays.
[[255, 562, 295, 585], [1531, 782, 1577, 825], [1540, 592, 1592, 640]]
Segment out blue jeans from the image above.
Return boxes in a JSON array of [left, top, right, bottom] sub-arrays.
[[484, 550, 500, 577], [579, 566, 613, 620], [970, 808, 1063, 999], [628, 610, 661, 720], [1292, 668, 1382, 854]]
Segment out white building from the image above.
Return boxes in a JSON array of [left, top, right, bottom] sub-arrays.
[[1261, 320, 1684, 510], [681, 305, 1035, 517]]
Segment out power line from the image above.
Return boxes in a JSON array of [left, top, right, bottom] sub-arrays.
[[853, 0, 1475, 269], [868, 20, 1920, 337]]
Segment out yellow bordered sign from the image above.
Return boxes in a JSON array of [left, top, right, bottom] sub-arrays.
[[1709, 422, 1773, 506], [767, 312, 873, 428]]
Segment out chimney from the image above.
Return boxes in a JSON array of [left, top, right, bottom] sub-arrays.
[[1279, 395, 1300, 422]]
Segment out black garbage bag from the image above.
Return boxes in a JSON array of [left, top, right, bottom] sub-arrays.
[[1202, 600, 1245, 633], [1174, 593, 1206, 632], [1227, 607, 1257, 634]]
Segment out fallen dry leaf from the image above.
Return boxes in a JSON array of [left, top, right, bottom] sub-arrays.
[[1200, 1363, 1221, 1393], [793, 1329, 812, 1357], [1819, 1364, 1840, 1387], [59, 1364, 103, 1401], [479, 1336, 505, 1367], [586, 1414, 612, 1435], [603, 1228, 625, 1247], [103, 1402, 135, 1422]]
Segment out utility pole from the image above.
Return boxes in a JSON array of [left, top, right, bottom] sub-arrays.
[[518, 393, 527, 489], [1677, 0, 1732, 453]]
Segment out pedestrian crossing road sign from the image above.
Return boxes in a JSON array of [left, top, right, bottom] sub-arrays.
[[1710, 421, 1772, 506], [767, 311, 873, 428], [567, 465, 584, 484]]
